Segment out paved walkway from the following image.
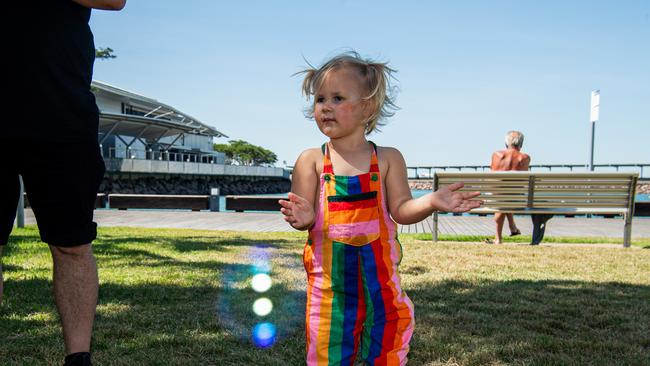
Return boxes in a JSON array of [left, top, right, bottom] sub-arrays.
[[19, 209, 650, 238]]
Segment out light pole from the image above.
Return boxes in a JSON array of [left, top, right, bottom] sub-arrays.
[[588, 90, 600, 171]]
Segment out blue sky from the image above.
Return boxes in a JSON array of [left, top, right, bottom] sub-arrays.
[[90, 0, 649, 168]]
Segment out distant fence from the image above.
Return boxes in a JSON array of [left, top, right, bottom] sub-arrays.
[[104, 146, 225, 164], [16, 192, 649, 217], [408, 164, 650, 179]]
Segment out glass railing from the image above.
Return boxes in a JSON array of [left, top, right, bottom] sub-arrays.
[[102, 146, 223, 164]]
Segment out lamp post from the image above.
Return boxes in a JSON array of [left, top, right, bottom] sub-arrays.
[[588, 90, 600, 171]]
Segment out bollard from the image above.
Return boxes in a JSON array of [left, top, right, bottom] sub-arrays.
[[209, 188, 220, 212]]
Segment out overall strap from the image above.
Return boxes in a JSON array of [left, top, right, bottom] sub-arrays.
[[368, 141, 380, 173], [322, 141, 379, 174], [322, 143, 334, 174]]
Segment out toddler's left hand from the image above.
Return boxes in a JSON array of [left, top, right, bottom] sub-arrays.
[[433, 182, 482, 213]]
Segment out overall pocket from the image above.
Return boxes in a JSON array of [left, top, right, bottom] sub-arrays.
[[326, 191, 381, 246]]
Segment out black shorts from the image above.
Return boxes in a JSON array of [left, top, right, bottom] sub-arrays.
[[0, 139, 105, 247]]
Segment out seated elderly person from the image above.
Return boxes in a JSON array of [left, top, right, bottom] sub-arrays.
[[489, 131, 530, 244]]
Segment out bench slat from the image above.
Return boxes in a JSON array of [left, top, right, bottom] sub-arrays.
[[533, 180, 632, 186], [478, 194, 528, 199], [470, 207, 628, 214], [520, 202, 627, 207], [439, 179, 528, 184], [437, 172, 635, 179], [532, 195, 629, 200], [457, 187, 531, 193], [533, 187, 630, 193]]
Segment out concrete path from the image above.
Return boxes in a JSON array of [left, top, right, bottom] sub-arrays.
[[18, 209, 650, 238]]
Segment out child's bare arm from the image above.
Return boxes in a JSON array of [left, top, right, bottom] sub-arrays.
[[384, 148, 482, 224], [279, 149, 319, 230]]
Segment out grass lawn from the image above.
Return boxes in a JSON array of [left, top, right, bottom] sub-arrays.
[[1, 226, 649, 365]]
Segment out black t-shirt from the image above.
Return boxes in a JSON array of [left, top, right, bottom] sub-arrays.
[[6, 1, 99, 142]]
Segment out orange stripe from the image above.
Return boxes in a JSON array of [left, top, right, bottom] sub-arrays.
[[327, 208, 379, 225]]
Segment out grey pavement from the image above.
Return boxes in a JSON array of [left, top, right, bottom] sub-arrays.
[[18, 209, 650, 238]]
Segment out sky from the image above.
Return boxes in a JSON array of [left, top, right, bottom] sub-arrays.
[[90, 0, 649, 169]]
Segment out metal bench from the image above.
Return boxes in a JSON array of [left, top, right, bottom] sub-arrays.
[[433, 172, 639, 247]]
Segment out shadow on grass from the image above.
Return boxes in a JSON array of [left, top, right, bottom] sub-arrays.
[[1, 235, 306, 365], [3, 231, 649, 365], [0, 273, 306, 365], [408, 279, 650, 365], [3, 274, 649, 365], [95, 235, 286, 252]]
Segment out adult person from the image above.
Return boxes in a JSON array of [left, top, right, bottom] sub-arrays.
[[490, 131, 530, 244], [1, 1, 126, 365]]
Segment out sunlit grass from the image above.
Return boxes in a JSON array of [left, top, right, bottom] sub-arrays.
[[1, 226, 649, 365]]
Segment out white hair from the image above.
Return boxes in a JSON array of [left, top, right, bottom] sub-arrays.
[[505, 131, 524, 148]]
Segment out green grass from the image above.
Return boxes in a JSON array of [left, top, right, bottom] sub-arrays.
[[1, 226, 649, 365]]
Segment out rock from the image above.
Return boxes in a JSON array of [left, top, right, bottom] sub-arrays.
[[99, 174, 291, 195]]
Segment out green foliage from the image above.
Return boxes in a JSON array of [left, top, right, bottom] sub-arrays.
[[213, 139, 278, 166], [95, 47, 116, 59]]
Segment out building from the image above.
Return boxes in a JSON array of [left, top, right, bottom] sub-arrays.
[[91, 81, 289, 196], [93, 80, 227, 164]]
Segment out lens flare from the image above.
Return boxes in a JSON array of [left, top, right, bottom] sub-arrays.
[[252, 297, 273, 316], [251, 273, 272, 293], [252, 322, 277, 348]]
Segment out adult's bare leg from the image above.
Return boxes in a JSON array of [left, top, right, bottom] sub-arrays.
[[494, 213, 506, 244], [49, 244, 98, 355], [505, 213, 519, 235]]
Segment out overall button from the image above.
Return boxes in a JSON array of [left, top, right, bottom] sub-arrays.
[[324, 175, 331, 182], [371, 174, 378, 181]]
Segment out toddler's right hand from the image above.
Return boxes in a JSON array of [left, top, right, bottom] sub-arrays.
[[279, 192, 315, 230]]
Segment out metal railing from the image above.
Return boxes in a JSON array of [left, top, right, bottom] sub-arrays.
[[408, 163, 650, 179], [102, 146, 223, 164]]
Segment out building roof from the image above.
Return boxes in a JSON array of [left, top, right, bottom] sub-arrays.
[[92, 80, 228, 139]]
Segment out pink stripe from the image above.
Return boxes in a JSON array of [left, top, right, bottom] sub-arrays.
[[305, 176, 327, 364], [379, 185, 397, 236], [306, 238, 322, 364], [378, 181, 414, 362], [328, 220, 379, 239]]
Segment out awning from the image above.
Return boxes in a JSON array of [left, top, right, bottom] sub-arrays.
[[99, 112, 226, 141]]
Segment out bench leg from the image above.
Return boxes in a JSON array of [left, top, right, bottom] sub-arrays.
[[623, 214, 632, 248], [432, 212, 438, 243]]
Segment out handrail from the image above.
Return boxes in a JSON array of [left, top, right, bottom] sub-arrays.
[[409, 163, 650, 179]]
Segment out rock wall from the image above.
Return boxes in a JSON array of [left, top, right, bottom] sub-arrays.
[[100, 173, 290, 195]]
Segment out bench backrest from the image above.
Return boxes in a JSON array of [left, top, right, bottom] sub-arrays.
[[433, 172, 638, 211]]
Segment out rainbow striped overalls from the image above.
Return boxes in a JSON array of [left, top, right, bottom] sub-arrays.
[[303, 142, 414, 365]]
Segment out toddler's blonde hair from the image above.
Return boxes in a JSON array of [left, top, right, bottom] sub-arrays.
[[299, 51, 398, 135]]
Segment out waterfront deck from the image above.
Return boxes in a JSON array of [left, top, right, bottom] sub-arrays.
[[18, 209, 650, 238]]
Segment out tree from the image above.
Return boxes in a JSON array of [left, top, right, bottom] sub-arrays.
[[95, 47, 117, 59], [213, 140, 277, 166]]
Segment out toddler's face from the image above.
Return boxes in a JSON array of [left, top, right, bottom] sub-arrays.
[[313, 67, 369, 139]]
